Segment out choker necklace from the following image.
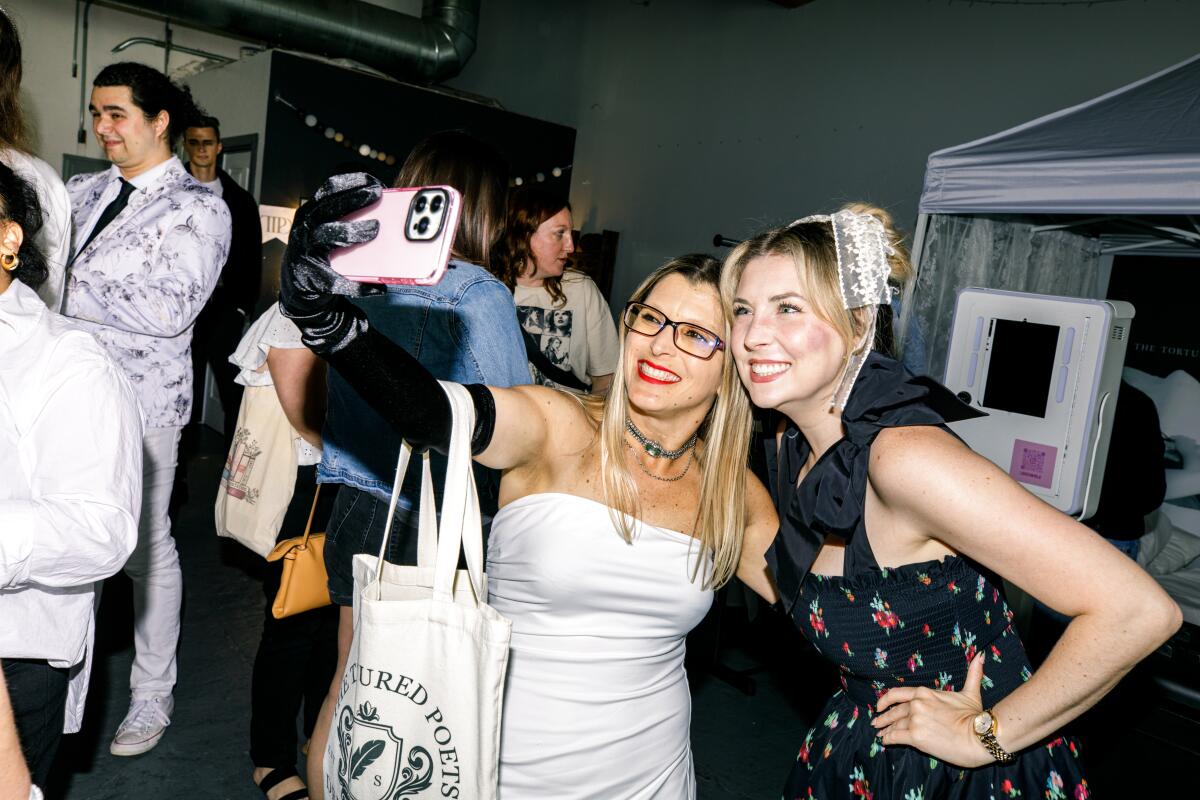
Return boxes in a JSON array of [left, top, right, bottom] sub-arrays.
[[625, 419, 697, 460], [625, 442, 695, 482]]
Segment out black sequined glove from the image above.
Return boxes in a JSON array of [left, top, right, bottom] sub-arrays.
[[279, 172, 384, 354], [322, 324, 499, 455]]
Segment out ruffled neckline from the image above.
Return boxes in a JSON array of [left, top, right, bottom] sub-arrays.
[[767, 353, 984, 616]]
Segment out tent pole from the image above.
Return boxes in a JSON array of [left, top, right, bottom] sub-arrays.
[[1100, 238, 1195, 255], [1031, 216, 1114, 234], [897, 212, 929, 365]]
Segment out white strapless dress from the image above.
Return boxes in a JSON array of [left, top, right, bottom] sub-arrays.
[[487, 493, 714, 800]]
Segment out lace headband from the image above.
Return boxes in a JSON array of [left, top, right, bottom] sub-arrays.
[[789, 209, 895, 411]]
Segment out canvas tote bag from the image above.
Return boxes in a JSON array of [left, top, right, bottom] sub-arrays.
[[214, 384, 299, 557], [322, 382, 512, 800]]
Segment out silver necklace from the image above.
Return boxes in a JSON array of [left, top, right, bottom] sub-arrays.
[[625, 442, 695, 483], [625, 419, 697, 460]]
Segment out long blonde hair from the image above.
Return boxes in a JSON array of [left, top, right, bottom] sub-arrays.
[[720, 202, 912, 358], [592, 254, 753, 589]]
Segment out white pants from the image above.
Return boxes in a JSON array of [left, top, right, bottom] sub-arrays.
[[124, 426, 183, 700]]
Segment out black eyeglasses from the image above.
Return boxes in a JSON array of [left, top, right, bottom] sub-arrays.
[[622, 302, 725, 360]]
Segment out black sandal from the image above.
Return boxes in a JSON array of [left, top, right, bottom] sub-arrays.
[[256, 765, 309, 800]]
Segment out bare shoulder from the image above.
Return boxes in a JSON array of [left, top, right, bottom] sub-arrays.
[[509, 384, 598, 444], [509, 383, 592, 414], [868, 425, 985, 504], [870, 424, 967, 463]]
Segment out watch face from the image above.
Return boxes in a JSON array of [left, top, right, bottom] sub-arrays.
[[973, 712, 993, 735]]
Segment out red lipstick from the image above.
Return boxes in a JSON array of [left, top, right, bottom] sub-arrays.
[[637, 359, 681, 385]]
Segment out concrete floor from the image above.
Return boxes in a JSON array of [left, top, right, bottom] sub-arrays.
[[43, 430, 1200, 798]]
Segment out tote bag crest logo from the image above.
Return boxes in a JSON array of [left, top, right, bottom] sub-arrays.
[[330, 667, 463, 799], [324, 382, 511, 800]]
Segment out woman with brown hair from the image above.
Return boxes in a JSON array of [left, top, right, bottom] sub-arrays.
[[494, 186, 620, 395], [303, 133, 530, 800]]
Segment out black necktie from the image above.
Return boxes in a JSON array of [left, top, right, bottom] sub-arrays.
[[76, 178, 136, 258]]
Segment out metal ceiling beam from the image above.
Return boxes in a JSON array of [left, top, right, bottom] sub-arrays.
[[106, 0, 480, 83]]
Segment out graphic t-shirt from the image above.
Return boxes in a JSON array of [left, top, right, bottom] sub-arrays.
[[513, 271, 620, 392]]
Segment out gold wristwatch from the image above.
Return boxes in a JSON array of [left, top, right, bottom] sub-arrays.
[[972, 708, 1015, 764]]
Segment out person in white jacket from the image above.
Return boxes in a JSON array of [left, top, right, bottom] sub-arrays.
[[61, 61, 229, 757], [0, 10, 71, 311], [0, 162, 142, 785]]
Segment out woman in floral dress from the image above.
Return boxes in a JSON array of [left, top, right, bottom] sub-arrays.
[[722, 204, 1181, 799]]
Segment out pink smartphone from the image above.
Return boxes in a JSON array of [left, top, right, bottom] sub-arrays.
[[328, 185, 462, 285]]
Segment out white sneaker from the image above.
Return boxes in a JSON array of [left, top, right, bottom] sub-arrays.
[[110, 695, 174, 756]]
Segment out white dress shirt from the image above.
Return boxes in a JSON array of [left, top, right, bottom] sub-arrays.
[[0, 278, 142, 732], [70, 158, 174, 255]]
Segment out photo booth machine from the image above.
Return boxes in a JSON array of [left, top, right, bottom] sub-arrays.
[[943, 289, 1134, 518], [902, 55, 1200, 519]]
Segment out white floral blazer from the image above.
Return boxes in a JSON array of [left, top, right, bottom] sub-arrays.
[[63, 157, 231, 428]]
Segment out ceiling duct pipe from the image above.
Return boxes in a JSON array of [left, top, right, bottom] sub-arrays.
[[105, 0, 480, 83]]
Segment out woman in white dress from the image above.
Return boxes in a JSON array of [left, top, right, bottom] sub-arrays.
[[277, 173, 778, 799]]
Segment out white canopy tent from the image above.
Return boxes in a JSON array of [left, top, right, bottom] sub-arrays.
[[901, 52, 1200, 378], [901, 55, 1200, 677]]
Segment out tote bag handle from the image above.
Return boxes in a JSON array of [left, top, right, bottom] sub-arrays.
[[433, 382, 484, 601], [373, 442, 437, 590], [373, 381, 485, 603]]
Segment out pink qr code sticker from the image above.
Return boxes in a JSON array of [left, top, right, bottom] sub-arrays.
[[1009, 439, 1057, 490]]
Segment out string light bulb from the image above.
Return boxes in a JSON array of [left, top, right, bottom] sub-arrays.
[[274, 96, 574, 177]]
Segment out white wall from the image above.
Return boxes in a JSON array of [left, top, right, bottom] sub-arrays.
[[183, 52, 274, 199], [448, 0, 1200, 309], [8, 0, 423, 172], [10, 0, 1200, 310]]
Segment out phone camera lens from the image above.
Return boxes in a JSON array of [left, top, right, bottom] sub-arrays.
[[430, 195, 443, 213], [414, 196, 428, 213], [416, 216, 431, 235]]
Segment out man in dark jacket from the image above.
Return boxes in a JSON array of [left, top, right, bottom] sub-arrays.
[[184, 115, 262, 445]]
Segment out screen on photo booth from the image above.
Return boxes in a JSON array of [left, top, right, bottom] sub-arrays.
[[981, 319, 1059, 419]]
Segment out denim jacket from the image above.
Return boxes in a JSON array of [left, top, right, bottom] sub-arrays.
[[318, 260, 531, 512]]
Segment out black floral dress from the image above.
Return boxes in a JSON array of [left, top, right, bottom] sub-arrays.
[[768, 354, 1089, 800]]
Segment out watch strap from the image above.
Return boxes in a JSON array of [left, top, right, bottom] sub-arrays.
[[976, 707, 1016, 764]]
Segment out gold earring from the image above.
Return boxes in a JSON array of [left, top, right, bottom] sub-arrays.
[[0, 252, 17, 271]]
